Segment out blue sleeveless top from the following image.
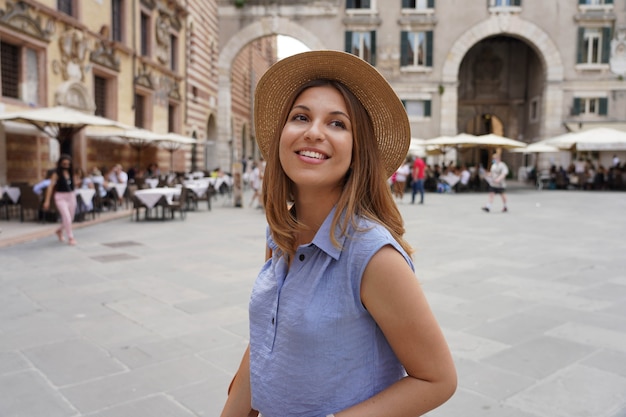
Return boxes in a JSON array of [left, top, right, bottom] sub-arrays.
[[249, 207, 414, 417]]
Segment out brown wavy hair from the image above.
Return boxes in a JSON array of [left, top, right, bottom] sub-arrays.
[[262, 79, 413, 259]]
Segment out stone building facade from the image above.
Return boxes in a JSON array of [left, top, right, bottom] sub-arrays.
[[216, 0, 626, 171], [0, 0, 189, 184]]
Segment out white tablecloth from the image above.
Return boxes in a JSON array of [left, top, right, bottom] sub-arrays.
[[183, 180, 210, 197], [107, 183, 127, 198], [1, 186, 21, 203], [134, 188, 181, 209], [144, 178, 159, 188]]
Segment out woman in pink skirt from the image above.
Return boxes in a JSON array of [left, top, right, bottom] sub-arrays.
[[43, 154, 77, 245]]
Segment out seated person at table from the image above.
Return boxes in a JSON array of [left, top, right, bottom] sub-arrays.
[[33, 169, 56, 196], [85, 168, 108, 198], [107, 164, 128, 202], [107, 164, 128, 185]]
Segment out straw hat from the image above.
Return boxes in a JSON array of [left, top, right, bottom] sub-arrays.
[[254, 50, 411, 177]]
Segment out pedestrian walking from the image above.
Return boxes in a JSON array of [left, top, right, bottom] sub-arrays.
[[220, 50, 456, 417], [482, 151, 509, 212], [43, 154, 77, 245], [411, 155, 426, 204]]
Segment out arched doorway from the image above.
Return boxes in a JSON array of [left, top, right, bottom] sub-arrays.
[[457, 35, 545, 169]]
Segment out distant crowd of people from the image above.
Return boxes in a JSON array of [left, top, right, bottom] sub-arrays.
[[390, 156, 492, 202], [528, 154, 625, 191]]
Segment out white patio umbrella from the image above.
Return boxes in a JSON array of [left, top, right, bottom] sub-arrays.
[[155, 133, 197, 170], [0, 106, 127, 143], [425, 133, 526, 149], [568, 128, 626, 151], [511, 142, 561, 153]]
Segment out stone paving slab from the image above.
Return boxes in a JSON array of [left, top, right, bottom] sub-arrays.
[[1, 187, 625, 416]]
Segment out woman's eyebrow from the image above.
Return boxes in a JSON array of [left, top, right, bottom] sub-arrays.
[[291, 105, 349, 119]]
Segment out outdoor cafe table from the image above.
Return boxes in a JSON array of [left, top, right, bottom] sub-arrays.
[[134, 187, 181, 209], [106, 183, 127, 199], [183, 179, 211, 197], [1, 186, 21, 220], [75, 187, 95, 209]]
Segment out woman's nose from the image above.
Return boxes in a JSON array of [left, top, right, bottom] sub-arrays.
[[304, 121, 324, 141]]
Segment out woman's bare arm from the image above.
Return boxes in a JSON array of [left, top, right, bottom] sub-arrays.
[[337, 245, 457, 417]]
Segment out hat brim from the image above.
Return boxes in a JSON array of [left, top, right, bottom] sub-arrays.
[[254, 50, 411, 178]]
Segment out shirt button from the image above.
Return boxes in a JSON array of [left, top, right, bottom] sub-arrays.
[[271, 317, 275, 325], [299, 254, 305, 261]]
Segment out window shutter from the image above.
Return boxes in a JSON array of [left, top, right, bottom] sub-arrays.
[[572, 98, 581, 116], [578, 0, 586, 4], [599, 98, 608, 115], [605, 0, 612, 4], [576, 28, 585, 64], [426, 31, 433, 67], [427, 0, 435, 8], [424, 100, 432, 117], [400, 31, 409, 66], [370, 31, 377, 66], [402, 0, 412, 7], [345, 31, 353, 54], [362, 0, 371, 7], [601, 27, 611, 64], [346, 0, 355, 8], [512, 0, 521, 6]]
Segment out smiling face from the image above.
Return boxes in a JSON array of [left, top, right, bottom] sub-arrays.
[[279, 84, 353, 198]]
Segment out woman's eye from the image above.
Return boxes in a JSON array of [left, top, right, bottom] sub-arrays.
[[330, 120, 346, 129], [292, 114, 308, 122]]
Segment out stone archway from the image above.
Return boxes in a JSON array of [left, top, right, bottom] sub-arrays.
[[216, 16, 326, 171], [440, 15, 564, 140]]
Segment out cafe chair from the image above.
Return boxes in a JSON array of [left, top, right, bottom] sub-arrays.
[[161, 187, 187, 220], [128, 186, 149, 221], [18, 185, 42, 222]]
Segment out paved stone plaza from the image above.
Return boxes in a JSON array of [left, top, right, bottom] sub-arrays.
[[1, 187, 625, 417]]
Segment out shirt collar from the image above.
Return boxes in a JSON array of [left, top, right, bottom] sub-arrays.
[[310, 206, 345, 261], [266, 206, 347, 260]]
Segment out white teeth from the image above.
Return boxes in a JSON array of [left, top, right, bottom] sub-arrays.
[[299, 150, 325, 160]]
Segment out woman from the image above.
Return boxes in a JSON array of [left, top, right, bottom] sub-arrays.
[[43, 154, 77, 245], [393, 157, 411, 201], [221, 51, 456, 417]]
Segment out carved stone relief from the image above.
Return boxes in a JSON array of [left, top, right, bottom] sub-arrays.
[[52, 28, 91, 82], [0, 0, 54, 41], [90, 39, 120, 72], [54, 81, 96, 112], [155, 12, 172, 66], [610, 27, 626, 76], [135, 62, 154, 89]]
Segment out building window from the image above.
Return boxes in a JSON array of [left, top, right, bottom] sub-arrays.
[[94, 76, 108, 117], [170, 34, 178, 71], [57, 0, 76, 17], [135, 94, 146, 128], [577, 27, 611, 65], [572, 97, 608, 116], [402, 0, 434, 9], [400, 31, 433, 67], [578, 0, 613, 5], [168, 103, 178, 132], [346, 0, 372, 8], [1, 42, 19, 99], [1, 41, 40, 105], [345, 31, 376, 65], [402, 99, 431, 119], [111, 0, 124, 43], [489, 0, 521, 6], [140, 12, 151, 57]]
